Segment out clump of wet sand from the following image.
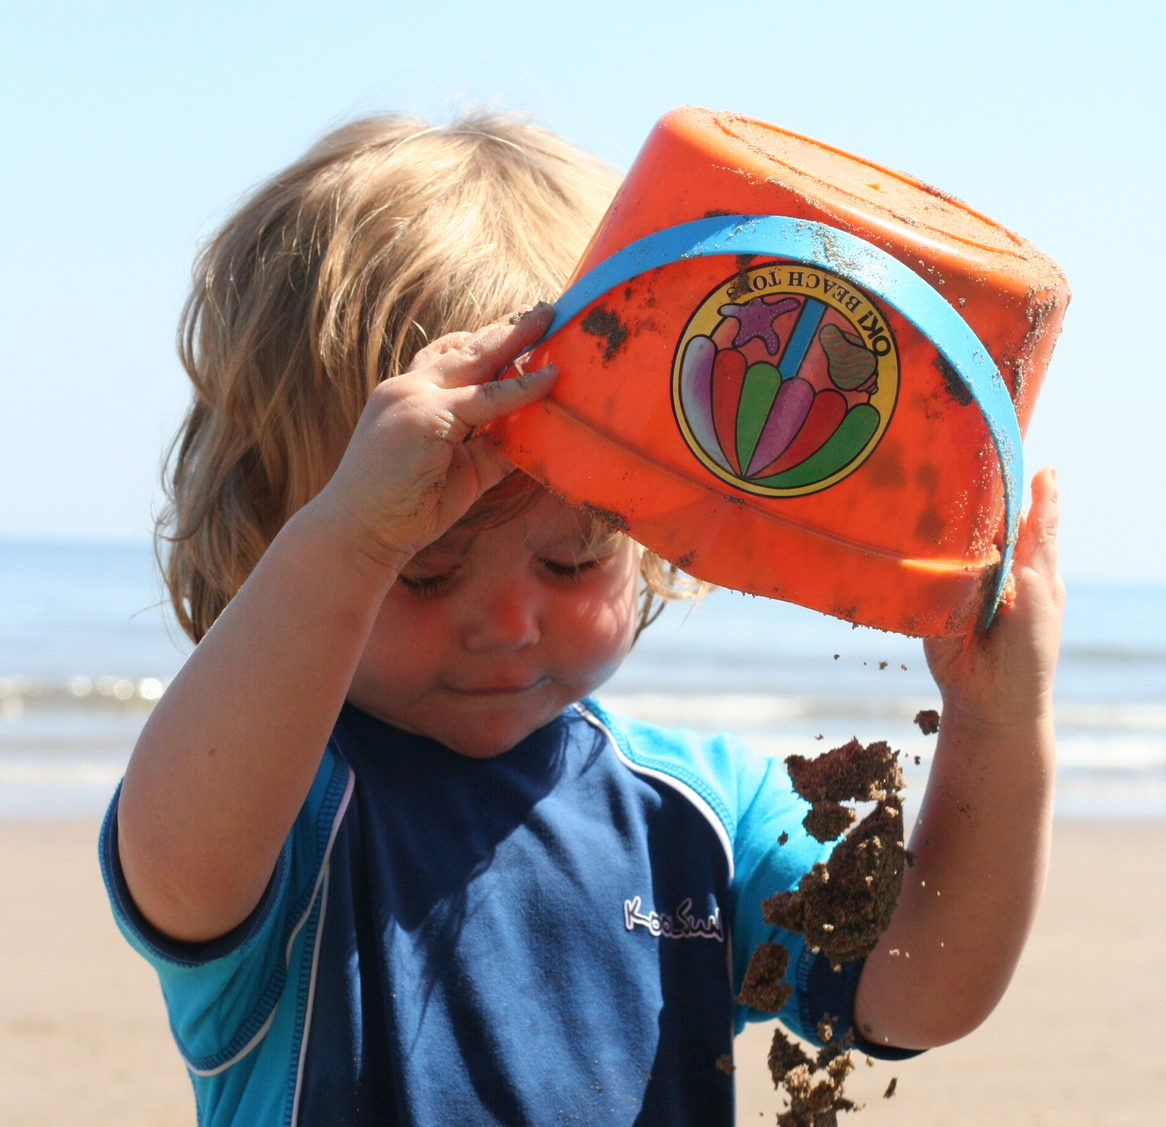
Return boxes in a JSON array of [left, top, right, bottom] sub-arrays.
[[737, 941, 793, 1012], [914, 709, 940, 736], [801, 800, 857, 844], [786, 738, 902, 803], [768, 1019, 857, 1127], [738, 737, 911, 1123], [765, 797, 907, 966], [767, 739, 908, 966]]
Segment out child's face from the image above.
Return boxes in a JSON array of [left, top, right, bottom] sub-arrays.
[[347, 489, 640, 757]]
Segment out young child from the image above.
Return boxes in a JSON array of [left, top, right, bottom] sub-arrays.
[[102, 113, 1065, 1126]]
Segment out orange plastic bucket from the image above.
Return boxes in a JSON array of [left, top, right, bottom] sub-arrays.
[[487, 107, 1069, 636]]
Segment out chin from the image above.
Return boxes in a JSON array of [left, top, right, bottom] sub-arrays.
[[440, 713, 552, 759], [433, 693, 577, 759]]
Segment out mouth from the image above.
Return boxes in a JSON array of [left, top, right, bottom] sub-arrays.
[[440, 677, 551, 697]]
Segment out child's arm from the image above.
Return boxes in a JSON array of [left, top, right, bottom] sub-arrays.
[[117, 306, 557, 943], [853, 467, 1064, 1049]]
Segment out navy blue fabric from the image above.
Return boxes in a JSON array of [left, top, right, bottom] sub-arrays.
[[803, 955, 924, 1062], [297, 703, 738, 1126]]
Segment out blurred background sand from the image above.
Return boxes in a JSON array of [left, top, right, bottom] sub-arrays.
[[3, 819, 1161, 1126]]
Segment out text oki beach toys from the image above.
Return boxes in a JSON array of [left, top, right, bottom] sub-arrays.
[[487, 108, 1069, 636]]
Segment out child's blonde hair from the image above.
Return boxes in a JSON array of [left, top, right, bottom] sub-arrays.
[[161, 111, 701, 644]]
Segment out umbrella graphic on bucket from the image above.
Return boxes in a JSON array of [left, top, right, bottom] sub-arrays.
[[674, 262, 899, 497]]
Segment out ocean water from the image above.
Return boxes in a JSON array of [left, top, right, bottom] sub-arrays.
[[1, 541, 1162, 819]]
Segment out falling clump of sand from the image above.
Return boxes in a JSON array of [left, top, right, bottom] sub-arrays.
[[770, 739, 909, 967], [913, 709, 940, 736], [737, 737, 911, 1125], [767, 1018, 857, 1127]]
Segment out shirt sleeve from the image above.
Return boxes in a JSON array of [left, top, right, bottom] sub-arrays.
[[98, 744, 353, 1076]]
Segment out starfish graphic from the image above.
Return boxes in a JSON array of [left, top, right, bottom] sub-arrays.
[[717, 296, 800, 355]]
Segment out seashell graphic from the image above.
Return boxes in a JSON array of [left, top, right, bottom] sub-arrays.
[[678, 298, 890, 492], [677, 335, 731, 470], [735, 361, 782, 473], [755, 403, 881, 489], [745, 377, 814, 477], [753, 388, 848, 478], [712, 347, 747, 474], [819, 323, 877, 392]]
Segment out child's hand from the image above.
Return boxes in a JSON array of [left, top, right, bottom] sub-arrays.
[[319, 303, 558, 573], [923, 467, 1066, 730]]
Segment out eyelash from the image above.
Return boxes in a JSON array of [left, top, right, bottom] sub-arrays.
[[399, 557, 601, 596], [541, 558, 600, 582], [398, 573, 457, 598]]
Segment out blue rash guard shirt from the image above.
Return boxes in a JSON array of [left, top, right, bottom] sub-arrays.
[[101, 698, 910, 1126]]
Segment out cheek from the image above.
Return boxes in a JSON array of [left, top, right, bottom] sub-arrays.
[[556, 555, 641, 667], [357, 593, 450, 687]]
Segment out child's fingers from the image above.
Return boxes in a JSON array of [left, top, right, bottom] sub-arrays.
[[408, 332, 476, 370], [1013, 467, 1059, 576], [409, 304, 555, 389], [462, 439, 520, 500], [445, 365, 558, 430]]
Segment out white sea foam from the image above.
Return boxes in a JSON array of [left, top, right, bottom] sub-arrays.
[[0, 755, 128, 787], [599, 692, 1165, 821], [0, 675, 170, 712], [0, 750, 130, 819], [600, 693, 1166, 741]]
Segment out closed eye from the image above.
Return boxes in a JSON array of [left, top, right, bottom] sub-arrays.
[[397, 571, 458, 597], [540, 558, 602, 582]]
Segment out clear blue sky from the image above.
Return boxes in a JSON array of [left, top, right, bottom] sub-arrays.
[[1, 0, 1163, 580]]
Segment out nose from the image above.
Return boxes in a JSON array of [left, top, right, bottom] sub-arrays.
[[460, 578, 541, 654]]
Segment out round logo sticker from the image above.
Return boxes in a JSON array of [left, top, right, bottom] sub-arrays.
[[672, 261, 899, 496]]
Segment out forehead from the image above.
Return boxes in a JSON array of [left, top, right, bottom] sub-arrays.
[[417, 487, 606, 563], [514, 491, 595, 542]]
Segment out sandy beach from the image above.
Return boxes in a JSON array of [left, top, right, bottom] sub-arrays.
[[1, 819, 1161, 1126]]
